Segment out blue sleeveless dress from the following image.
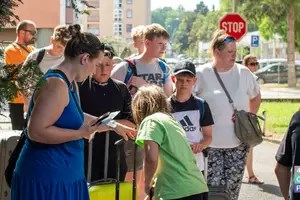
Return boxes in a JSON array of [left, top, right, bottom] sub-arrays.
[[11, 70, 89, 200]]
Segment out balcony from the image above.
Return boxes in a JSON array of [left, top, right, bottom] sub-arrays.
[[86, 1, 99, 9], [87, 11, 99, 23]]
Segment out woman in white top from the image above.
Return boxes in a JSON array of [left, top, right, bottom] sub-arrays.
[[194, 30, 261, 200]]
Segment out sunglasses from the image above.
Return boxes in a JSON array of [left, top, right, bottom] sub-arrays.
[[214, 36, 236, 50], [249, 62, 259, 66], [223, 36, 236, 43], [23, 29, 37, 36]]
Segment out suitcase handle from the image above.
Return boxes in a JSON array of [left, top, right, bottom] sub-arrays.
[[114, 139, 137, 200], [88, 178, 117, 188]]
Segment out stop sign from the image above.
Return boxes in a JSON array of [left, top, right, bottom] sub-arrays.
[[219, 13, 247, 41]]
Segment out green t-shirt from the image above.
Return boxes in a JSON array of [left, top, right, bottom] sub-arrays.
[[136, 112, 208, 200]]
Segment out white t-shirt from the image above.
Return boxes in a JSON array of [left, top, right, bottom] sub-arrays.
[[194, 63, 260, 148], [110, 59, 173, 95]]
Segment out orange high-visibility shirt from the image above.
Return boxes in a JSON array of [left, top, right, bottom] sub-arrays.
[[4, 43, 35, 104]]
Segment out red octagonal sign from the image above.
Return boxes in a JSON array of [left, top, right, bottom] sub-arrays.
[[219, 13, 247, 41]]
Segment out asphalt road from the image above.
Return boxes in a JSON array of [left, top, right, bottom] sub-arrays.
[[239, 141, 283, 200]]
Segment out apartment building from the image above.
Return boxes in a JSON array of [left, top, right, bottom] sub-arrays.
[[83, 0, 151, 42], [0, 0, 79, 48]]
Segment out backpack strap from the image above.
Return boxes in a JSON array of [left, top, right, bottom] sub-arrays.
[[36, 48, 46, 64], [124, 59, 137, 84], [194, 96, 205, 122], [158, 59, 167, 85]]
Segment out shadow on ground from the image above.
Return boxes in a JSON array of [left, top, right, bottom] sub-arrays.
[[242, 182, 283, 197]]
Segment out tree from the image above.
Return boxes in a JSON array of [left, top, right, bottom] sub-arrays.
[[195, 1, 209, 16], [240, 0, 300, 87], [0, 0, 23, 28], [173, 12, 197, 53]]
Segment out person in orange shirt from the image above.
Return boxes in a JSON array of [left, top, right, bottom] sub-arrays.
[[4, 20, 37, 130]]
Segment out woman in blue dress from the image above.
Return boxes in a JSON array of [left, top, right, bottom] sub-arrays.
[[10, 24, 135, 200]]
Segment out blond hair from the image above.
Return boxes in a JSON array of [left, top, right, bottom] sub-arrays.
[[209, 30, 236, 56], [144, 23, 169, 41], [131, 25, 145, 41], [53, 25, 71, 46], [132, 85, 172, 126]]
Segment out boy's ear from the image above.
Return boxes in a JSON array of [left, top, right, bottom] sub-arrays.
[[193, 77, 198, 84], [171, 75, 175, 83]]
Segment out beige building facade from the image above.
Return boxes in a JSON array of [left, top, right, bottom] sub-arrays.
[[0, 0, 79, 48], [83, 0, 151, 42]]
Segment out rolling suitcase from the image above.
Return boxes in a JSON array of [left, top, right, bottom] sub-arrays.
[[88, 131, 138, 200], [203, 149, 231, 200], [0, 130, 22, 200]]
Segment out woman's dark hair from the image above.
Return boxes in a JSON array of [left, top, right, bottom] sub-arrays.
[[64, 24, 104, 59]]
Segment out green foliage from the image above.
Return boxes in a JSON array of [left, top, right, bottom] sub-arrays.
[[194, 1, 209, 16], [0, 60, 45, 111], [0, 0, 23, 29], [101, 36, 135, 59]]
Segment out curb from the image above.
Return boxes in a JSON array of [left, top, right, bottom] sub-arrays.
[[263, 136, 282, 144]]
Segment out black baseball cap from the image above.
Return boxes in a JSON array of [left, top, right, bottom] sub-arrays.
[[173, 61, 196, 76]]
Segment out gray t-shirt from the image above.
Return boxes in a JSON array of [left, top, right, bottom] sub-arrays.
[[111, 59, 173, 93], [27, 49, 64, 73]]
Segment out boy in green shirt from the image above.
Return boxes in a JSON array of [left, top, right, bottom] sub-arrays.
[[132, 85, 208, 200]]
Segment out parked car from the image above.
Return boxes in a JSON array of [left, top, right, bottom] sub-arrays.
[[254, 62, 300, 84]]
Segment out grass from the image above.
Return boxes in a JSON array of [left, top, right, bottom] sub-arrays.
[[258, 101, 300, 134]]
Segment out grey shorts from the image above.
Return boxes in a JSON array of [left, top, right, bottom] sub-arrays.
[[124, 140, 144, 172]]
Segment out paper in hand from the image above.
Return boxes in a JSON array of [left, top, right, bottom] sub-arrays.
[[89, 111, 120, 142]]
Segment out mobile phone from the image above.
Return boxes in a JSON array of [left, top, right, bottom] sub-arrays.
[[92, 112, 110, 126]]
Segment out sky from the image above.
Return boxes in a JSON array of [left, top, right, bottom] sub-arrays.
[[151, 0, 220, 11]]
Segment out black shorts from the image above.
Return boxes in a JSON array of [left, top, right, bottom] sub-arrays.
[[171, 193, 208, 200], [124, 140, 144, 172]]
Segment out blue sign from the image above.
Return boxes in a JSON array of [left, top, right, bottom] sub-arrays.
[[251, 35, 260, 47]]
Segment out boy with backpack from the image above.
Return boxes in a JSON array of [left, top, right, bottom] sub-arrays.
[[111, 23, 173, 200], [169, 61, 214, 173]]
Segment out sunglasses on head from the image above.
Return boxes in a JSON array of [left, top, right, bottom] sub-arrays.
[[249, 62, 259, 66], [22, 29, 37, 36], [223, 36, 236, 43]]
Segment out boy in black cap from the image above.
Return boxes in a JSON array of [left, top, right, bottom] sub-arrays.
[[169, 61, 214, 173], [79, 43, 135, 182]]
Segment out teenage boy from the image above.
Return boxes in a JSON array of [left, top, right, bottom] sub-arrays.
[[111, 23, 173, 200], [79, 43, 135, 182], [169, 61, 213, 173], [129, 25, 145, 58]]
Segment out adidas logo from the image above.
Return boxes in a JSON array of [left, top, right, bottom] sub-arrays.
[[179, 116, 197, 132]]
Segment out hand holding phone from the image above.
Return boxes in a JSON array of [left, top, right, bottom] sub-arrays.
[[92, 112, 110, 126]]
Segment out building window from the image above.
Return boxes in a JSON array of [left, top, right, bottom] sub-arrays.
[[114, 0, 122, 9], [114, 9, 123, 22], [127, 0, 133, 4], [114, 23, 123, 36], [66, 0, 72, 8], [127, 38, 133, 43], [126, 24, 132, 33], [127, 9, 132, 18]]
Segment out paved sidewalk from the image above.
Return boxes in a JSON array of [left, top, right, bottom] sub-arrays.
[[261, 87, 300, 100]]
